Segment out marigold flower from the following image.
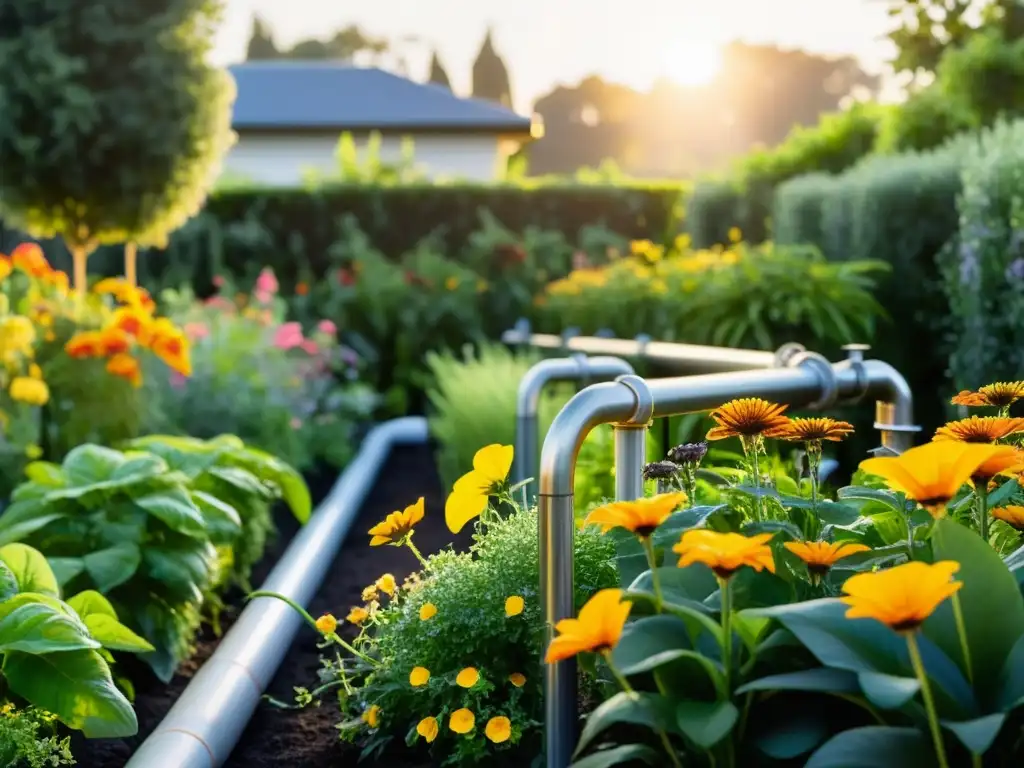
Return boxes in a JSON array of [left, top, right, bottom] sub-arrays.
[[95, 328, 132, 356], [361, 584, 377, 602], [314, 613, 337, 635], [376, 573, 396, 597], [9, 376, 49, 406], [11, 243, 50, 278], [545, 588, 632, 663], [485, 716, 512, 744], [419, 602, 437, 621], [706, 398, 790, 440], [456, 667, 479, 688], [149, 326, 192, 377], [952, 382, 1024, 409], [992, 506, 1024, 531], [933, 416, 1024, 443], [346, 606, 369, 625], [505, 595, 524, 617], [860, 441, 1020, 515], [409, 666, 430, 687], [673, 530, 775, 579], [416, 716, 439, 742], [971, 447, 1024, 481], [362, 704, 380, 729], [841, 561, 962, 632], [445, 444, 514, 533], [585, 492, 687, 538], [110, 306, 151, 339], [106, 353, 142, 388], [771, 417, 855, 443], [449, 708, 475, 734], [509, 672, 526, 687], [65, 331, 102, 358], [369, 497, 425, 546], [783, 541, 869, 576]]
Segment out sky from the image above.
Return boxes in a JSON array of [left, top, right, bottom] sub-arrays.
[[213, 0, 899, 112]]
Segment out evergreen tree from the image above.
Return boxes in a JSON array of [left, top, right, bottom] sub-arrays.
[[245, 14, 279, 60], [472, 28, 513, 107], [428, 50, 452, 89], [0, 0, 236, 291]]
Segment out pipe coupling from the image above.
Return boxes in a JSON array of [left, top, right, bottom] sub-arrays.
[[790, 351, 839, 410], [614, 374, 655, 427], [774, 342, 807, 368]]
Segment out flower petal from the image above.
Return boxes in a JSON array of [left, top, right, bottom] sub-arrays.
[[444, 490, 488, 533]]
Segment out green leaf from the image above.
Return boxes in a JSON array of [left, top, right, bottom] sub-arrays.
[[806, 726, 930, 767], [142, 542, 216, 601], [736, 667, 860, 696], [652, 505, 727, 548], [814, 501, 862, 526], [191, 490, 242, 544], [942, 713, 1005, 756], [133, 486, 207, 538], [47, 557, 85, 587], [675, 700, 738, 749], [0, 561, 18, 600], [23, 461, 65, 487], [569, 745, 660, 768], [628, 567, 716, 613], [987, 478, 1018, 508], [109, 453, 168, 481], [66, 590, 118, 621], [83, 543, 141, 593], [995, 634, 1024, 710], [3, 648, 138, 737], [0, 543, 59, 596], [84, 615, 155, 653], [927, 518, 1024, 703], [837, 486, 905, 513], [0, 599, 98, 654], [857, 671, 920, 710], [574, 691, 676, 758], [62, 444, 126, 486], [234, 446, 312, 523], [755, 712, 829, 759], [623, 590, 725, 646], [0, 499, 65, 547]]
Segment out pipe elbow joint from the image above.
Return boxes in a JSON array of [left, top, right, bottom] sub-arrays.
[[615, 374, 655, 426], [788, 351, 838, 409]]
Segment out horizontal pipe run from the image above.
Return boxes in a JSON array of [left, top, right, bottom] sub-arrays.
[[127, 417, 431, 768]]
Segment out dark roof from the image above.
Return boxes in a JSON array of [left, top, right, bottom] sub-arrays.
[[228, 61, 533, 134]]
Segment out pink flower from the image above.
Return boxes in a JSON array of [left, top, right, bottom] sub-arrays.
[[273, 322, 304, 350], [169, 372, 187, 390], [183, 322, 209, 340], [300, 339, 320, 356], [204, 296, 234, 312], [254, 290, 272, 305], [317, 319, 337, 336], [255, 268, 278, 297]]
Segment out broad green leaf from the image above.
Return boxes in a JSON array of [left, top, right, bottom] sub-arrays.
[[942, 713, 1005, 756], [0, 601, 98, 654], [109, 452, 168, 480], [737, 667, 860, 696], [48, 557, 85, 586], [63, 444, 126, 486], [623, 590, 724, 646], [805, 726, 930, 767], [570, 745, 660, 768], [191, 490, 242, 544], [83, 544, 141, 593], [23, 461, 65, 487], [987, 479, 1019, 508], [0, 561, 17, 600], [0, 499, 65, 547], [574, 691, 676, 758], [675, 700, 738, 749], [84, 615, 155, 653], [755, 711, 829, 759], [652, 505, 727, 548], [742, 520, 804, 539], [133, 487, 207, 538], [628, 567, 716, 613], [3, 648, 138, 737], [995, 634, 1024, 710], [857, 671, 920, 710], [232, 446, 312, 523], [815, 501, 862, 527], [205, 466, 270, 499], [66, 590, 118, 621], [0, 543, 59, 596], [927, 518, 1024, 703], [142, 542, 216, 601], [837, 486, 905, 513]]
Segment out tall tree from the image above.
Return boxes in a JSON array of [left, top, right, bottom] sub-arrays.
[[428, 50, 452, 89], [472, 28, 513, 107], [0, 0, 236, 292], [248, 22, 389, 63], [245, 14, 279, 60]]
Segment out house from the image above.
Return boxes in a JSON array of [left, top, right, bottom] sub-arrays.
[[222, 61, 539, 186]]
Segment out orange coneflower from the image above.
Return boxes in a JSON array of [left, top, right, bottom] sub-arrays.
[[672, 530, 775, 580], [585, 492, 687, 538], [772, 417, 855, 444], [933, 416, 1024, 443], [706, 398, 790, 440], [992, 506, 1024, 531], [841, 561, 961, 633], [784, 540, 869, 582], [545, 588, 632, 663], [952, 382, 1024, 410]]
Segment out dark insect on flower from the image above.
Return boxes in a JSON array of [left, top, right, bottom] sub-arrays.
[[667, 442, 708, 465], [643, 460, 680, 481]]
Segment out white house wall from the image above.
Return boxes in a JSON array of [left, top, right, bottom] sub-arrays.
[[221, 132, 506, 186]]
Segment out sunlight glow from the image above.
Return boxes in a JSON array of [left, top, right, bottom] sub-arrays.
[[658, 40, 723, 87]]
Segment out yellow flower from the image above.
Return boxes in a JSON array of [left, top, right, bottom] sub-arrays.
[[314, 613, 337, 635], [361, 584, 378, 602], [706, 398, 790, 440], [376, 573, 397, 597], [485, 716, 512, 744], [456, 667, 480, 688], [545, 588, 632, 663], [346, 606, 369, 625], [0, 256, 11, 282], [505, 595, 525, 617], [673, 530, 775, 579], [860, 441, 1019, 516], [585, 492, 687, 538], [783, 541, 869, 576], [952, 382, 1024, 408], [444, 444, 514, 533], [841, 561, 962, 632], [509, 672, 526, 687], [445, 276, 460, 291], [933, 416, 1024, 443], [362, 704, 381, 728], [419, 602, 437, 621], [9, 376, 49, 406], [409, 666, 430, 687], [771, 417, 855, 443], [417, 716, 439, 743], [369, 497, 425, 546], [28, 363, 42, 379], [449, 708, 475, 734], [728, 226, 742, 243], [992, 505, 1024, 531]]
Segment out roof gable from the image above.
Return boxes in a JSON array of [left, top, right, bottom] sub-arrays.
[[228, 61, 532, 134]]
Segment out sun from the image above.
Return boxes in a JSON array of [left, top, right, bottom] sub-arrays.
[[659, 41, 722, 87]]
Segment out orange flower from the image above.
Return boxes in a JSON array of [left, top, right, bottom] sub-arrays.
[[145, 320, 192, 377], [841, 561, 962, 632], [971, 447, 1024, 482], [96, 327, 132, 356], [545, 588, 632, 663], [585, 492, 687, 538], [369, 497, 424, 546], [296, 281, 309, 296], [771, 417, 855, 443], [11, 243, 51, 278], [106, 353, 142, 387], [992, 506, 1024, 531], [952, 382, 1024, 409], [783, 541, 869, 576], [110, 306, 151, 339], [673, 530, 775, 579], [64, 331, 103, 358], [933, 416, 1024, 443], [706, 398, 790, 440], [0, 256, 11, 281]]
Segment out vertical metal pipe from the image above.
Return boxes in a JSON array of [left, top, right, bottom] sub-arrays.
[[612, 375, 654, 502]]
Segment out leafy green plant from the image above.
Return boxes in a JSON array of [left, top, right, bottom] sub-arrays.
[[0, 706, 74, 768]]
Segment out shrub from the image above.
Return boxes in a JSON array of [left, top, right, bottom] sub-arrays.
[[0, 706, 74, 768], [873, 87, 974, 154]]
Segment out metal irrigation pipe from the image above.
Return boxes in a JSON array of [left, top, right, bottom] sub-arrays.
[[126, 417, 431, 768], [538, 356, 918, 768]]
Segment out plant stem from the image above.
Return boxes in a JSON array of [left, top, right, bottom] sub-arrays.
[[405, 537, 429, 569], [605, 654, 683, 768], [327, 632, 380, 668], [806, 442, 821, 516], [70, 244, 88, 296], [124, 241, 138, 287], [719, 576, 734, 693], [641, 537, 663, 611], [950, 592, 974, 686], [976, 485, 990, 544], [906, 632, 950, 768], [744, 437, 763, 522]]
